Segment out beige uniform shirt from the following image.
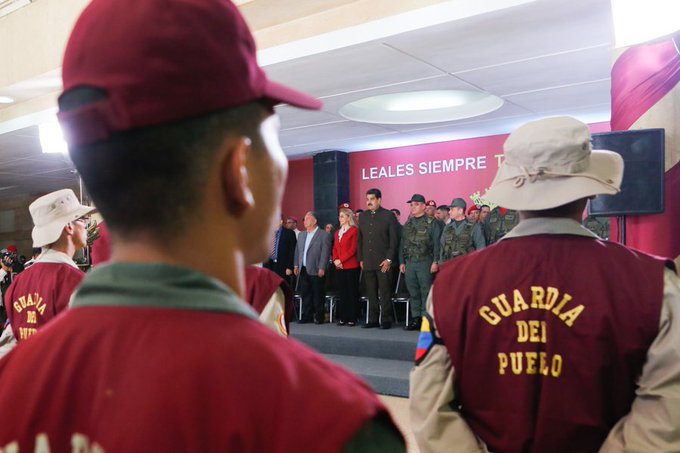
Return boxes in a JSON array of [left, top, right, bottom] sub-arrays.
[[410, 218, 680, 453]]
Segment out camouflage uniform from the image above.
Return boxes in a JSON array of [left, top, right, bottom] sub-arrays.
[[484, 207, 519, 245], [582, 216, 610, 240], [440, 219, 486, 262], [399, 215, 442, 324]]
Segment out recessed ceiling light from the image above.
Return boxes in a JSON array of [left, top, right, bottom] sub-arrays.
[[339, 90, 504, 125], [39, 122, 68, 154], [0, 96, 15, 104]]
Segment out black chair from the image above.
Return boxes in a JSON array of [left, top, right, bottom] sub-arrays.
[[391, 271, 410, 325]]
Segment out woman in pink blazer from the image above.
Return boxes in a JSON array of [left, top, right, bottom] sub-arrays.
[[332, 206, 361, 326]]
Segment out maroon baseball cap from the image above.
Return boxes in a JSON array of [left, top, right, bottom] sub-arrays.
[[58, 0, 322, 147]]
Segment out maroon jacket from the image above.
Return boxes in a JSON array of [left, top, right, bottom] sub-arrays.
[[244, 265, 293, 333], [433, 234, 669, 452], [4, 260, 83, 341]]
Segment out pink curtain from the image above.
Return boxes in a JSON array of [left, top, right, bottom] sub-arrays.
[[610, 36, 680, 259], [611, 37, 680, 131]]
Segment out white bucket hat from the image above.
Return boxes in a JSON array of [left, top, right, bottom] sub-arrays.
[[30, 189, 96, 247], [484, 117, 624, 211]]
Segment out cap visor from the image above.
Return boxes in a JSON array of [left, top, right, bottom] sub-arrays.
[[263, 80, 322, 110]]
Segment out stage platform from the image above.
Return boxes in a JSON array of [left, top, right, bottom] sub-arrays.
[[290, 322, 419, 397]]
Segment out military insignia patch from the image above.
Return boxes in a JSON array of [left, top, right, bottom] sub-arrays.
[[415, 314, 441, 365]]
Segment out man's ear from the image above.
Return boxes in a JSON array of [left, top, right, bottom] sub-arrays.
[[221, 136, 255, 217], [63, 222, 75, 237]]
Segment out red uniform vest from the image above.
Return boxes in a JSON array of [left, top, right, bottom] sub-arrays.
[[245, 265, 293, 331], [3, 262, 84, 341], [433, 235, 668, 453], [0, 307, 384, 452]]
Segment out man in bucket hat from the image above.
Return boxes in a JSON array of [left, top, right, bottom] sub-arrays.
[[3, 189, 94, 343], [410, 117, 680, 452], [0, 1, 404, 451]]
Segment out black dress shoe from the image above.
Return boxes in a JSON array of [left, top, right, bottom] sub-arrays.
[[380, 322, 392, 330], [362, 322, 380, 329], [314, 319, 324, 325], [337, 321, 346, 326], [404, 318, 422, 331]]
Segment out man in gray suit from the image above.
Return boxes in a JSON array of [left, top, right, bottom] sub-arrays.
[[294, 211, 331, 324]]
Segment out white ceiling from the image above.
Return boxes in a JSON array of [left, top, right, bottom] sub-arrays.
[[0, 0, 616, 197], [270, 0, 614, 157]]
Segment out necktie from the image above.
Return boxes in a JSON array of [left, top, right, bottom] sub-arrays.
[[271, 229, 281, 261]]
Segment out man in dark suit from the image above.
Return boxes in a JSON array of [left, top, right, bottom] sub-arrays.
[[293, 211, 330, 324], [357, 188, 399, 329], [265, 216, 297, 283]]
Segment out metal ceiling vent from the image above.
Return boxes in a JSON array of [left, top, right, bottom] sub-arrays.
[[0, 0, 32, 18]]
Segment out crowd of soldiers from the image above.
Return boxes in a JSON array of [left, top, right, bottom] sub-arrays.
[[396, 195, 519, 330]]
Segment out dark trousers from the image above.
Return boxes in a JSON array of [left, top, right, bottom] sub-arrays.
[[264, 259, 288, 282], [336, 268, 360, 323], [363, 269, 393, 324], [299, 267, 325, 322]]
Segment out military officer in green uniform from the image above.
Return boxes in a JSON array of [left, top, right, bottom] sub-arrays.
[[399, 194, 442, 331], [484, 206, 520, 245], [582, 215, 610, 240], [440, 198, 486, 263]]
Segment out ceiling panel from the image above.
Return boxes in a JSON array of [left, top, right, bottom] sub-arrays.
[[455, 45, 612, 96], [264, 41, 445, 98], [279, 120, 395, 147], [283, 130, 402, 158], [504, 79, 611, 112], [385, 0, 613, 75], [276, 106, 343, 131], [0, 127, 78, 198]]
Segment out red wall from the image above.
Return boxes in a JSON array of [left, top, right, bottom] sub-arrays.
[[283, 122, 611, 217], [282, 158, 313, 223]]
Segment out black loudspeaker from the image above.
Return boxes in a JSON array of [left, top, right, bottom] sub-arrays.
[[313, 151, 349, 228], [588, 128, 665, 216]]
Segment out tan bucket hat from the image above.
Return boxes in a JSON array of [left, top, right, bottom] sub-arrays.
[[30, 189, 96, 247], [484, 117, 624, 211]]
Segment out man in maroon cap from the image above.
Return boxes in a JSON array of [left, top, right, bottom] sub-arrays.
[[424, 199, 437, 218], [0, 1, 404, 451], [466, 204, 480, 223]]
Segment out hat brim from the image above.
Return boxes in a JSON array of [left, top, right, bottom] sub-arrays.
[[263, 80, 322, 110], [32, 205, 97, 248], [484, 150, 624, 211]]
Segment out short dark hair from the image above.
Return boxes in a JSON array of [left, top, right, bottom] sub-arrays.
[[522, 199, 586, 219], [390, 208, 401, 216], [61, 88, 266, 240], [366, 188, 382, 199], [437, 205, 450, 212], [480, 204, 490, 210]]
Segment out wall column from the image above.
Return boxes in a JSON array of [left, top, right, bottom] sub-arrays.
[[313, 151, 349, 228]]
